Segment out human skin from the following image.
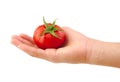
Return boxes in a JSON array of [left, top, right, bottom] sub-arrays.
[[11, 27, 120, 68], [88, 39, 120, 67]]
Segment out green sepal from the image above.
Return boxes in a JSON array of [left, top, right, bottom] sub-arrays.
[[41, 17, 60, 38]]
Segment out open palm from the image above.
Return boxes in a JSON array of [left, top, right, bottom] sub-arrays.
[[11, 27, 89, 63]]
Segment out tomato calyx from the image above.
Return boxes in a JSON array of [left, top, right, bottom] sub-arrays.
[[41, 17, 60, 38]]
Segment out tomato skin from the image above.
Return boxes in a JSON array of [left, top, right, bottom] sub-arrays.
[[33, 24, 66, 49]]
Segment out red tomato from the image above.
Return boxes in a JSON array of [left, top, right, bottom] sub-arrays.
[[33, 17, 66, 49]]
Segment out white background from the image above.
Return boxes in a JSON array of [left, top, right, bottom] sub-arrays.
[[0, 0, 120, 82]]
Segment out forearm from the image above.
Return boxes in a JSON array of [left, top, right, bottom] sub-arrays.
[[87, 39, 120, 68]]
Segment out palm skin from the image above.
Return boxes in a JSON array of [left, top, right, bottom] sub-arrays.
[[11, 27, 90, 63]]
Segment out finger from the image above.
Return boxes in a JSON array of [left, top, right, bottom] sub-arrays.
[[11, 35, 19, 39], [17, 44, 47, 59], [19, 33, 34, 44], [62, 27, 86, 41], [11, 38, 23, 47], [62, 27, 86, 36], [62, 27, 79, 36], [18, 43, 62, 63], [62, 27, 78, 45], [12, 35, 35, 47], [11, 36, 47, 59]]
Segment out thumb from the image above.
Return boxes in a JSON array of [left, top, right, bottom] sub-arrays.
[[62, 27, 80, 41]]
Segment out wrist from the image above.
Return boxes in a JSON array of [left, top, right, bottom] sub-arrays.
[[86, 38, 103, 65], [86, 38, 120, 68]]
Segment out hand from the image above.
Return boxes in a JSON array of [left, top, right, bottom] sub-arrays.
[[11, 27, 89, 63], [11, 27, 120, 68]]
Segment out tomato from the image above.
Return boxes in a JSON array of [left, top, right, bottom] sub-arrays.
[[33, 17, 66, 49]]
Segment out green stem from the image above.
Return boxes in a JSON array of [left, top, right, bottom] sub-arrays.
[[41, 17, 59, 38]]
